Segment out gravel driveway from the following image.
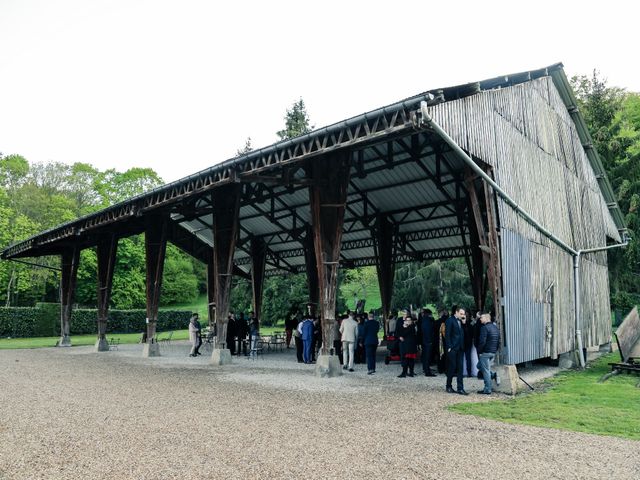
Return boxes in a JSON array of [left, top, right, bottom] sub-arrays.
[[1, 343, 638, 479]]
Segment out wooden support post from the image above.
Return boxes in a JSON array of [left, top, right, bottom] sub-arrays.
[[309, 151, 350, 376], [482, 167, 504, 351], [211, 184, 241, 365], [465, 168, 488, 312], [143, 216, 168, 357], [206, 257, 216, 329], [58, 246, 80, 347], [303, 225, 320, 306], [375, 214, 395, 335], [250, 237, 267, 321], [95, 235, 118, 352]]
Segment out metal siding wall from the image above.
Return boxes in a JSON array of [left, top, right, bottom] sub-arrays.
[[433, 76, 616, 363], [501, 228, 546, 364]]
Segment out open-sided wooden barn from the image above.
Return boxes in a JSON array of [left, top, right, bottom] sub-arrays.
[[2, 63, 626, 372]]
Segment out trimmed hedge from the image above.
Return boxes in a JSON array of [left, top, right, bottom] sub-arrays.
[[0, 304, 192, 338]]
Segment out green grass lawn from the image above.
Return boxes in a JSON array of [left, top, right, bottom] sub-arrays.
[[159, 293, 209, 318], [0, 324, 287, 350], [449, 353, 640, 440]]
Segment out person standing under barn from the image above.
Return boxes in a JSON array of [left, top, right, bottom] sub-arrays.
[[363, 312, 380, 375], [285, 311, 298, 349], [355, 314, 366, 364], [294, 315, 304, 363], [419, 308, 437, 376], [188, 313, 202, 357], [476, 313, 501, 394], [397, 311, 418, 377], [300, 305, 315, 364], [462, 312, 475, 377], [226, 312, 236, 355], [333, 316, 343, 365], [340, 312, 358, 371], [248, 311, 260, 357], [445, 307, 468, 394], [436, 309, 448, 373]]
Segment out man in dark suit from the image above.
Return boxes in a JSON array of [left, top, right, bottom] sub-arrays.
[[363, 312, 380, 375], [419, 308, 437, 376], [445, 306, 468, 395]]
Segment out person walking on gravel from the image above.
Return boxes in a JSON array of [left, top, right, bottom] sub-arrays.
[[188, 313, 202, 357], [445, 307, 468, 395], [476, 313, 500, 394]]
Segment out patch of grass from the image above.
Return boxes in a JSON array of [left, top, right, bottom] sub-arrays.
[[0, 325, 286, 350], [160, 293, 209, 318], [449, 353, 640, 440]]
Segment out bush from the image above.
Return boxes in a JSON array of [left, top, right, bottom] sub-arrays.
[[0, 304, 192, 338]]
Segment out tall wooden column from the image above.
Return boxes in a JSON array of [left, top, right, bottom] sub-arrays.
[[303, 225, 320, 307], [465, 166, 504, 351], [143, 216, 168, 357], [309, 151, 350, 376], [95, 235, 118, 352], [375, 214, 395, 334], [211, 184, 241, 364], [206, 256, 216, 329], [465, 168, 487, 312], [58, 246, 80, 347], [482, 168, 504, 349], [250, 237, 267, 320]]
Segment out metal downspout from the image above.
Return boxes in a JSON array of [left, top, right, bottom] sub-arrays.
[[420, 101, 628, 369]]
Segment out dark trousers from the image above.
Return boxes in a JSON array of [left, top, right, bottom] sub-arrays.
[[286, 329, 292, 347], [446, 348, 464, 391], [333, 340, 343, 364], [421, 343, 433, 374], [401, 356, 415, 374], [365, 344, 377, 372], [303, 339, 312, 363], [294, 336, 303, 362], [227, 337, 236, 355], [464, 346, 473, 376]]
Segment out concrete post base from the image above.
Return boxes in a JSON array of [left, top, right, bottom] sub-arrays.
[[142, 343, 161, 357], [95, 337, 110, 352], [586, 346, 602, 362], [57, 335, 71, 347], [210, 348, 232, 365], [315, 354, 342, 378], [558, 351, 577, 369], [599, 342, 612, 354], [494, 364, 518, 395]]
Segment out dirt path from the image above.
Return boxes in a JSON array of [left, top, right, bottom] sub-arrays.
[[0, 345, 637, 479]]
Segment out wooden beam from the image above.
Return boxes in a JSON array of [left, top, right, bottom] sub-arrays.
[[304, 226, 319, 306], [144, 216, 168, 355], [251, 237, 267, 321], [482, 166, 504, 348], [58, 246, 80, 347], [375, 214, 395, 334], [212, 184, 241, 349], [95, 235, 118, 351], [309, 151, 351, 355], [207, 258, 216, 329]]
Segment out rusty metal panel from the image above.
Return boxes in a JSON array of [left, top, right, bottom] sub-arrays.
[[501, 228, 546, 364]]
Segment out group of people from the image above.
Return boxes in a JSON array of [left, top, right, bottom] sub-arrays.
[[189, 302, 501, 395], [388, 306, 501, 395], [188, 310, 262, 358]]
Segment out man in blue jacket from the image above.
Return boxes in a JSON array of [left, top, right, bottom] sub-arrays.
[[300, 304, 315, 364], [363, 312, 380, 375], [445, 306, 468, 395], [476, 313, 501, 394]]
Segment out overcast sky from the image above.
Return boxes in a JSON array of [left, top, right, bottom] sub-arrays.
[[1, 0, 638, 183]]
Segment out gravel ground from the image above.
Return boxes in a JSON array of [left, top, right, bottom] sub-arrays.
[[1, 342, 638, 479]]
